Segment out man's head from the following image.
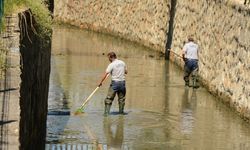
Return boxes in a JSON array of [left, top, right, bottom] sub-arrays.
[[188, 36, 194, 42], [107, 52, 117, 62]]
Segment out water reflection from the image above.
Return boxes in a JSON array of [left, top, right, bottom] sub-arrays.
[[180, 89, 196, 135], [103, 116, 124, 149], [48, 57, 70, 110]]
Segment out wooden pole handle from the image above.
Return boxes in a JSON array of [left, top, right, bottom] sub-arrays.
[[80, 74, 110, 109], [80, 86, 100, 109]]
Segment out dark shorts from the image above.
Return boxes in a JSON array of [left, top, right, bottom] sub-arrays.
[[185, 59, 198, 72], [105, 80, 126, 105], [111, 80, 126, 95], [184, 59, 199, 83]]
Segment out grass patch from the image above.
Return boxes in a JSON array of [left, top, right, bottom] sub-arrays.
[[4, 0, 52, 39]]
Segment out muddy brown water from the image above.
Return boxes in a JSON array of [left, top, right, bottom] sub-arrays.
[[46, 26, 250, 150]]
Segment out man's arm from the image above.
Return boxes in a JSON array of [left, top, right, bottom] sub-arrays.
[[182, 49, 187, 62], [182, 43, 187, 62], [125, 65, 128, 74], [197, 46, 199, 60], [99, 63, 112, 87], [182, 53, 185, 61], [98, 73, 109, 87]]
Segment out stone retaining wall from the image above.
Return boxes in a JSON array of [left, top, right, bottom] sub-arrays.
[[0, 14, 20, 150], [171, 1, 250, 119], [54, 0, 170, 52]]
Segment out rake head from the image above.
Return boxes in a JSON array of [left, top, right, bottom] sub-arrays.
[[74, 107, 85, 115]]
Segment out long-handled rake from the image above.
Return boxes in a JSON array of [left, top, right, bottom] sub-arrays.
[[74, 74, 109, 115]]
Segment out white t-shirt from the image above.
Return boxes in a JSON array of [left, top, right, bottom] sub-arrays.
[[183, 42, 199, 60], [106, 59, 126, 81]]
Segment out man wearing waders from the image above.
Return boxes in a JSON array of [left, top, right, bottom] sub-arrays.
[[99, 52, 127, 116], [182, 37, 199, 88]]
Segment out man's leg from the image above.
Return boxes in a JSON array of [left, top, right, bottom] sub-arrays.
[[191, 68, 199, 88], [104, 86, 116, 115], [184, 64, 191, 86], [190, 60, 199, 88], [118, 86, 126, 114]]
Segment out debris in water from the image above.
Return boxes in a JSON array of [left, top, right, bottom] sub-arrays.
[[48, 110, 70, 116]]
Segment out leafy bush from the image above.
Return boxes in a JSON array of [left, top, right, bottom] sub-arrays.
[[4, 0, 52, 39]]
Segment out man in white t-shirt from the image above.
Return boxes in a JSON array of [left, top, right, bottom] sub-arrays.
[[99, 52, 128, 116], [182, 37, 199, 88]]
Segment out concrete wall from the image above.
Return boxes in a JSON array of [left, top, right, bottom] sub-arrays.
[[0, 14, 20, 150], [171, 1, 250, 119], [54, 0, 250, 119], [54, 0, 169, 52]]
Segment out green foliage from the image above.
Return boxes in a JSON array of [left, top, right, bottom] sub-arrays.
[[4, 0, 23, 15], [4, 0, 52, 40], [25, 0, 52, 42]]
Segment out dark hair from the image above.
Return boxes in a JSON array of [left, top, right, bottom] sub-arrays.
[[107, 52, 117, 58], [188, 37, 194, 42]]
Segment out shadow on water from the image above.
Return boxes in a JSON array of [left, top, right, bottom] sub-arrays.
[[46, 25, 250, 150], [0, 120, 16, 126], [47, 53, 71, 143], [48, 56, 71, 111]]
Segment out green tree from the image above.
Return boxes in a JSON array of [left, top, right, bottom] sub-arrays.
[[0, 0, 4, 27]]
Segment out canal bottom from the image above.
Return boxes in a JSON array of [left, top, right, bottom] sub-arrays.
[[46, 26, 250, 150]]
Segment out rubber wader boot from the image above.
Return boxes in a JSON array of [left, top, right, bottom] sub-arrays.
[[192, 76, 199, 89], [191, 69, 199, 88], [119, 103, 125, 114], [104, 105, 111, 116]]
